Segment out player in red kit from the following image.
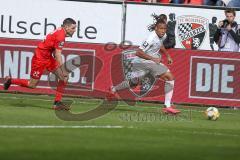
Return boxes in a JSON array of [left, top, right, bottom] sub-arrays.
[[3, 18, 77, 110]]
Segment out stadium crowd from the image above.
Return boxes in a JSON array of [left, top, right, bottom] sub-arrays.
[[125, 0, 240, 7]]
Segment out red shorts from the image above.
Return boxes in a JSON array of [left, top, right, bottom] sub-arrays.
[[30, 50, 59, 80]]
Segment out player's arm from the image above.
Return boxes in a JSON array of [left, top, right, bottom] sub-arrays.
[[54, 49, 68, 77], [160, 45, 173, 65], [54, 34, 68, 73], [136, 49, 161, 64], [55, 49, 63, 66], [228, 25, 240, 44]]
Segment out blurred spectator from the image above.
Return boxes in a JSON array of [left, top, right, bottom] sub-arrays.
[[126, 0, 146, 2], [170, 0, 203, 5], [126, 0, 170, 3], [216, 0, 230, 6], [214, 8, 240, 52], [185, 0, 203, 5], [126, 0, 239, 6], [171, 0, 185, 4], [228, 0, 240, 7], [146, 0, 157, 2], [204, 0, 217, 5], [204, 0, 240, 7], [158, 0, 170, 3], [209, 17, 218, 51], [204, 0, 230, 6], [125, 0, 158, 2]]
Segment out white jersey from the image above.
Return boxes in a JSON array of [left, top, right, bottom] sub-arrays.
[[133, 31, 167, 63]]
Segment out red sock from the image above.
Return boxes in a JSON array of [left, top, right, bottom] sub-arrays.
[[55, 80, 67, 102], [11, 79, 29, 87]]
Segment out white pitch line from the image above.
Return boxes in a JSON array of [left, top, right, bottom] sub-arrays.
[[0, 125, 125, 129]]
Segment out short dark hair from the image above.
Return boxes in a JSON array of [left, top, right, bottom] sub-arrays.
[[62, 18, 76, 26], [225, 8, 236, 16]]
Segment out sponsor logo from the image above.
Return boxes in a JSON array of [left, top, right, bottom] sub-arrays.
[[0, 15, 98, 41], [189, 56, 240, 101], [0, 43, 95, 91], [177, 15, 208, 50]]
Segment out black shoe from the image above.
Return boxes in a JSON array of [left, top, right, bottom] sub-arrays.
[[52, 101, 71, 110], [4, 77, 12, 90]]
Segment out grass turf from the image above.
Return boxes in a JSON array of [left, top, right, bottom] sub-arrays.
[[0, 93, 239, 160]]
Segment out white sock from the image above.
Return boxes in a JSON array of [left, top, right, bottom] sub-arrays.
[[164, 80, 174, 108]]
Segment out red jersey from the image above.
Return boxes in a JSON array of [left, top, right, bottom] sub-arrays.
[[37, 27, 66, 58]]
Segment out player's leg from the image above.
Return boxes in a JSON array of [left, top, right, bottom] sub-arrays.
[[159, 71, 180, 114], [48, 60, 70, 110], [4, 77, 40, 90], [107, 62, 150, 102], [4, 77, 29, 90], [149, 64, 174, 107], [110, 64, 147, 93], [53, 67, 68, 103], [3, 55, 43, 90], [107, 77, 141, 101], [111, 77, 139, 93], [159, 72, 175, 106], [151, 63, 180, 114]]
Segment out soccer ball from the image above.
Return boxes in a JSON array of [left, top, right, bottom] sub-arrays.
[[205, 107, 220, 121]]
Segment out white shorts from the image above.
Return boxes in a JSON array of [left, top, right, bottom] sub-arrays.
[[132, 62, 169, 78]]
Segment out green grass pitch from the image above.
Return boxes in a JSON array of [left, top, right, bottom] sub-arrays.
[[0, 93, 239, 160]]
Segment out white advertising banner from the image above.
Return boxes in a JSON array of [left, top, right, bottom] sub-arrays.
[[0, 0, 122, 43], [125, 3, 240, 51]]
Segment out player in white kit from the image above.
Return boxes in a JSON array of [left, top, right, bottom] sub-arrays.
[[109, 18, 180, 114]]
